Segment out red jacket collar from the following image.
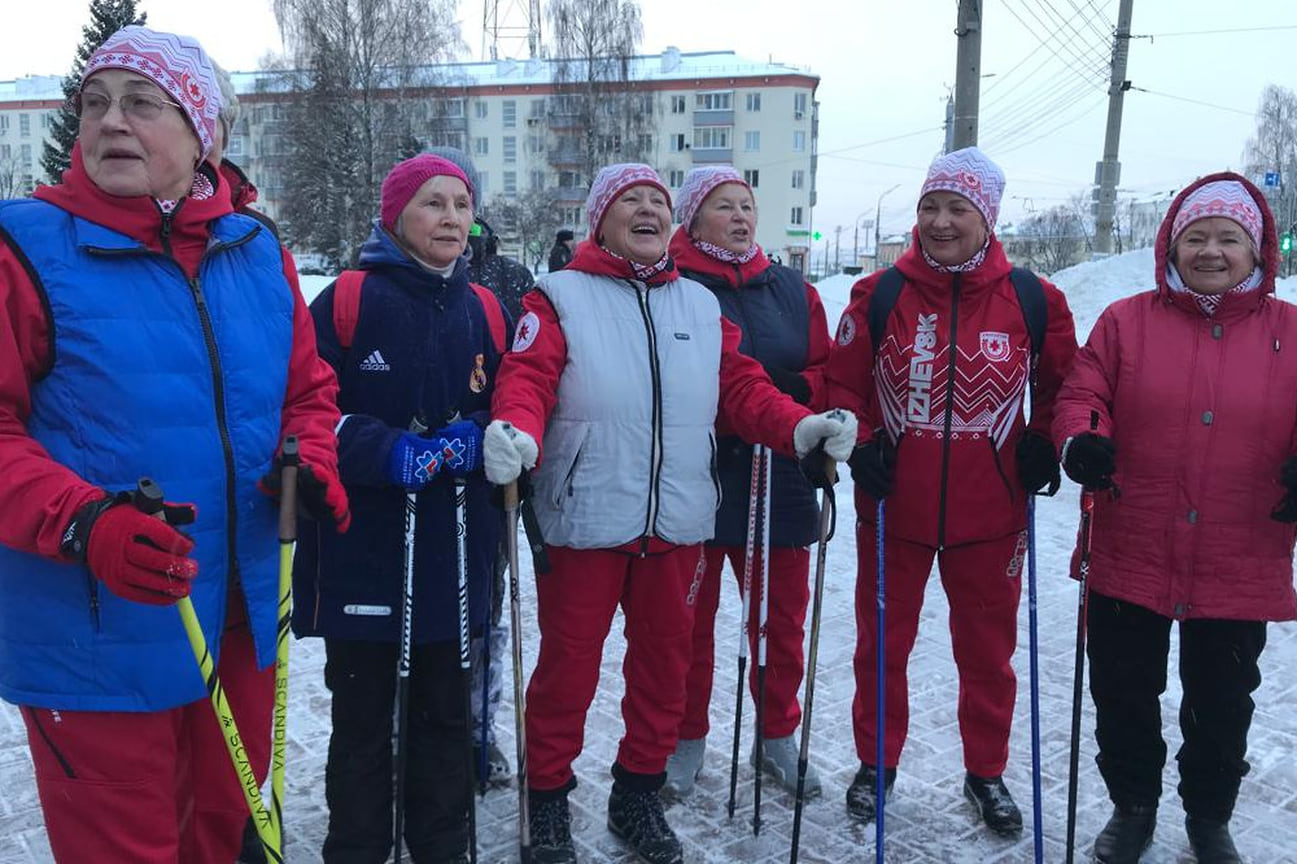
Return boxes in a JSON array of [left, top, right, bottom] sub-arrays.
[[567, 239, 679, 285], [667, 226, 770, 287], [219, 159, 259, 212], [894, 227, 1013, 295]]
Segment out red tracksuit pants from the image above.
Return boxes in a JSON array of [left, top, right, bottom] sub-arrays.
[[679, 545, 811, 740], [23, 623, 274, 863], [852, 525, 1025, 777], [526, 544, 703, 791]]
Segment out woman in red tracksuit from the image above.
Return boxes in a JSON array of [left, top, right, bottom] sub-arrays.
[[662, 166, 833, 799], [483, 163, 856, 864], [1055, 173, 1297, 864], [826, 147, 1076, 836]]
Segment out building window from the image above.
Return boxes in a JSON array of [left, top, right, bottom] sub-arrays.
[[744, 131, 760, 152], [530, 99, 545, 118], [428, 130, 467, 150], [695, 91, 732, 111], [20, 144, 31, 162], [0, 144, 9, 159], [794, 92, 808, 119], [503, 171, 517, 196], [503, 136, 517, 163], [433, 98, 464, 118], [790, 206, 804, 226], [502, 100, 517, 128], [41, 113, 53, 129], [793, 131, 806, 152], [473, 137, 489, 156], [528, 135, 544, 154], [0, 116, 8, 130], [743, 169, 760, 188], [19, 114, 30, 137], [791, 170, 805, 189], [530, 170, 545, 191], [474, 101, 488, 119], [478, 172, 489, 195], [693, 126, 730, 149], [746, 92, 762, 112], [227, 136, 243, 157], [637, 133, 652, 154], [669, 133, 686, 152], [670, 95, 686, 114], [668, 169, 685, 187]]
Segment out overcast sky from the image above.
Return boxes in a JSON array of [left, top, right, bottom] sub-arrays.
[[2, 0, 1294, 260]]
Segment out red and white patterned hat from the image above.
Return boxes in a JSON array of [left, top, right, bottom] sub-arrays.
[[586, 163, 671, 239], [674, 166, 750, 230], [1171, 180, 1263, 251], [919, 146, 1006, 231], [83, 26, 222, 161]]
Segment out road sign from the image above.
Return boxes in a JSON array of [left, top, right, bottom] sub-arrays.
[[812, 231, 823, 241], [1265, 171, 1281, 188]]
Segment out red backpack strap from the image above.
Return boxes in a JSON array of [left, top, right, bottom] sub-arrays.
[[470, 282, 508, 354], [332, 270, 366, 350]]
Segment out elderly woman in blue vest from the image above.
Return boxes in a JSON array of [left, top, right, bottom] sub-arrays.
[[484, 163, 857, 864], [662, 166, 833, 798], [0, 26, 348, 863], [292, 153, 507, 864]]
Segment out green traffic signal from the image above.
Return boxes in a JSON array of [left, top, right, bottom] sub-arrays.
[[1282, 232, 1293, 255]]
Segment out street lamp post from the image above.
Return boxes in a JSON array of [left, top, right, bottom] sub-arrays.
[[852, 211, 873, 268], [874, 184, 901, 266]]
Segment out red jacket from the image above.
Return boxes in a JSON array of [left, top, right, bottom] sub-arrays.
[[827, 233, 1076, 548], [1053, 173, 1297, 622], [0, 148, 341, 561]]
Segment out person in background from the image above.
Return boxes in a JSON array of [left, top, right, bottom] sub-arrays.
[[1055, 173, 1296, 864], [548, 227, 574, 272], [484, 164, 857, 864], [826, 147, 1077, 837], [0, 26, 347, 862], [209, 60, 275, 234], [662, 165, 832, 799]]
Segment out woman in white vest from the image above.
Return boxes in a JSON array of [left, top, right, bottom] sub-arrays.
[[484, 163, 856, 864]]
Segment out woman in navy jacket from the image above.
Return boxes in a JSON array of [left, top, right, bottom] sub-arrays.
[[293, 154, 508, 864]]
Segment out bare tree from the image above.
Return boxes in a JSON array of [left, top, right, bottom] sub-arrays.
[[0, 153, 25, 199], [1012, 203, 1090, 275], [484, 189, 564, 272], [546, 0, 653, 234], [271, 0, 463, 268], [1245, 85, 1297, 270]]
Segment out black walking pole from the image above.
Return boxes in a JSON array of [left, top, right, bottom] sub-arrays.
[[728, 447, 765, 819], [503, 480, 532, 863], [394, 416, 427, 862], [453, 475, 479, 863]]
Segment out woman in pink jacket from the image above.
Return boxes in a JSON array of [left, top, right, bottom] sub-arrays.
[[1054, 172, 1297, 864]]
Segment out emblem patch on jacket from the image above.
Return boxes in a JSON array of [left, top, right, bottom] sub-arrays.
[[470, 353, 488, 393], [837, 314, 857, 347], [980, 331, 1011, 362], [514, 311, 540, 352]]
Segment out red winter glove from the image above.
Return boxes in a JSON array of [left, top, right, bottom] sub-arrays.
[[260, 461, 351, 533], [82, 501, 198, 606]]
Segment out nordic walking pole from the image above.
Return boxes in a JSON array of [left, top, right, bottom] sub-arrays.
[[789, 454, 836, 864], [753, 444, 773, 837], [874, 498, 886, 864], [272, 437, 299, 850], [454, 475, 479, 863], [1065, 410, 1101, 864], [728, 446, 765, 820], [1027, 494, 1044, 864], [478, 566, 493, 797], [133, 478, 282, 863], [395, 416, 427, 862], [503, 480, 532, 864]]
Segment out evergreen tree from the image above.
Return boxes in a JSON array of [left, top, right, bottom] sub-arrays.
[[40, 0, 147, 183]]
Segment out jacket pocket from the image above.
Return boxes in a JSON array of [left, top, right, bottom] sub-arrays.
[[709, 433, 723, 510], [553, 424, 591, 510]]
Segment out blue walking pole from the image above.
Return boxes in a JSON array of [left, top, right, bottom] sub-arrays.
[[874, 499, 886, 863], [1027, 495, 1044, 864]]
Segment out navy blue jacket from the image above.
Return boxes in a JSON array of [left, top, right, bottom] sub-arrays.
[[293, 223, 507, 643]]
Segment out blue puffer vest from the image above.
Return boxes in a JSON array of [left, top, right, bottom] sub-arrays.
[[292, 223, 503, 644], [0, 199, 291, 712], [684, 263, 820, 548]]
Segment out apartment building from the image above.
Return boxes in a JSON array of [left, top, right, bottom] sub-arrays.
[[0, 76, 61, 197]]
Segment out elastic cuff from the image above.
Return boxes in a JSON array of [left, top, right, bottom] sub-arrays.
[[529, 775, 577, 801], [611, 762, 666, 793], [59, 493, 121, 561]]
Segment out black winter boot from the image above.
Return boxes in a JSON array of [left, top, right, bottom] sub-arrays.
[[1093, 804, 1157, 863], [237, 817, 266, 863], [1186, 815, 1241, 863], [607, 764, 684, 864], [529, 781, 579, 864], [963, 772, 1023, 836], [845, 763, 896, 824]]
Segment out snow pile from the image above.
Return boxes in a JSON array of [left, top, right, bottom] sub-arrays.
[[300, 274, 334, 306]]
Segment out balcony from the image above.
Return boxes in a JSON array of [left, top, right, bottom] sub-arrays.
[[429, 115, 468, 133], [692, 109, 734, 127], [690, 147, 733, 164]]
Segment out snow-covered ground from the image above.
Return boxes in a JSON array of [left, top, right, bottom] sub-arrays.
[[1, 249, 1295, 863]]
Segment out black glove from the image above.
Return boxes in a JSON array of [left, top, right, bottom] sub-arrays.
[[847, 432, 896, 498], [762, 364, 812, 406], [1016, 432, 1061, 496], [1270, 455, 1297, 522], [1062, 433, 1117, 491], [799, 445, 836, 490]]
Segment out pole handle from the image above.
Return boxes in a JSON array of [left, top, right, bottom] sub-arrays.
[[503, 480, 519, 511], [278, 436, 299, 542]]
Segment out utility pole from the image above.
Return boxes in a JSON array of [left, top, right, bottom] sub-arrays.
[[1093, 0, 1135, 255], [834, 225, 844, 272], [951, 0, 983, 149]]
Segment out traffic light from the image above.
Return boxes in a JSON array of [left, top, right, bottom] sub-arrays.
[[1282, 232, 1293, 256]]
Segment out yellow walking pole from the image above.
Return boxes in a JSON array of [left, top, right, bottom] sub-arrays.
[[133, 477, 283, 863], [272, 437, 299, 842]]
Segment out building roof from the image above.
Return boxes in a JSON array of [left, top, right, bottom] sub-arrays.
[[0, 75, 63, 102]]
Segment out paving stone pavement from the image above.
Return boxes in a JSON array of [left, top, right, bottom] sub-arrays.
[[1, 487, 1295, 862]]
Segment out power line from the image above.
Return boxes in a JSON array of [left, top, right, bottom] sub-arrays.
[[1008, 0, 1110, 75], [1130, 86, 1256, 118], [1137, 24, 1297, 38], [994, 94, 1108, 156], [1027, 0, 1112, 66]]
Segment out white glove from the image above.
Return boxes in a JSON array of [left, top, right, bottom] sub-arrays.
[[484, 420, 539, 485], [793, 409, 859, 462]]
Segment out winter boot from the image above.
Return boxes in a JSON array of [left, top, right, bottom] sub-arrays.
[[1186, 815, 1241, 863], [845, 762, 896, 824], [1092, 804, 1157, 863], [529, 782, 579, 864], [752, 733, 821, 797], [662, 736, 706, 799], [607, 764, 684, 864], [237, 817, 266, 863], [473, 740, 513, 787], [963, 772, 1023, 837]]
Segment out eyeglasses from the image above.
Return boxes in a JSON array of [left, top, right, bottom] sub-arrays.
[[76, 91, 184, 122]]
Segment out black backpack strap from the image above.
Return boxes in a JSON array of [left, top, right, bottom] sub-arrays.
[[1009, 267, 1047, 362], [867, 266, 906, 356]]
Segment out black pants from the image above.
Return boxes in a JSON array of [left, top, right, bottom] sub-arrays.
[[1087, 591, 1267, 820], [322, 638, 470, 863]]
